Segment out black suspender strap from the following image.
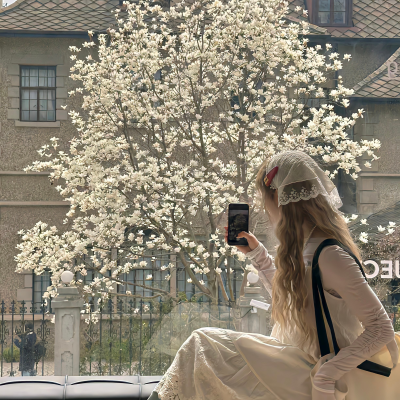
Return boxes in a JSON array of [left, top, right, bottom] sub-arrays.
[[312, 238, 391, 377]]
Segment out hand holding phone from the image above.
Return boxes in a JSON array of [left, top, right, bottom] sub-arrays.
[[224, 203, 260, 254], [224, 227, 260, 254]]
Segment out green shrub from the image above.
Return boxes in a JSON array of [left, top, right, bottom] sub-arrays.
[[2, 346, 20, 363], [394, 317, 400, 332], [79, 298, 234, 375]]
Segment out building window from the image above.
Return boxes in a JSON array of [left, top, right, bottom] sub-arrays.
[[20, 66, 56, 122], [153, 69, 162, 108], [32, 270, 52, 314], [299, 87, 329, 108], [299, 87, 329, 128], [118, 246, 171, 310], [336, 168, 357, 214], [314, 0, 352, 26]]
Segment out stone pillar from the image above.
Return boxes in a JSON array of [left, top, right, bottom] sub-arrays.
[[52, 286, 84, 376], [237, 277, 269, 335]]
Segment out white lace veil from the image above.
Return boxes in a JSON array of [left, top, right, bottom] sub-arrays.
[[265, 150, 343, 210]]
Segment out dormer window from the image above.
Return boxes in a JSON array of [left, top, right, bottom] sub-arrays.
[[313, 0, 352, 27]]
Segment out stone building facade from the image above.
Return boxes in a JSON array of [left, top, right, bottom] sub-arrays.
[[0, 0, 399, 307], [0, 0, 120, 308], [288, 0, 400, 217]]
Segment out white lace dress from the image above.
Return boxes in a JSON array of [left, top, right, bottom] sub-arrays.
[[150, 237, 400, 400]]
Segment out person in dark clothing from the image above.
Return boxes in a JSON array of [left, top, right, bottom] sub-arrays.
[[14, 322, 37, 376]]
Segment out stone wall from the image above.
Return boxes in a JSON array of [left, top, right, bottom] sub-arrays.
[[352, 101, 400, 215], [0, 37, 87, 304]]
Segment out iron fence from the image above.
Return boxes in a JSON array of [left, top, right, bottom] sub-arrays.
[[79, 297, 240, 376], [0, 298, 398, 377], [0, 300, 52, 377]]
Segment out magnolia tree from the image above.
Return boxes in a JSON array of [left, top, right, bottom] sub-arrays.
[[16, 0, 381, 316]]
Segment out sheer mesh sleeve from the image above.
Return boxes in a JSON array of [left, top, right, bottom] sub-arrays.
[[245, 242, 276, 297]]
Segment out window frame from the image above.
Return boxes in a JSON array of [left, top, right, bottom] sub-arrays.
[[312, 0, 352, 27], [32, 269, 52, 314], [20, 65, 57, 122]]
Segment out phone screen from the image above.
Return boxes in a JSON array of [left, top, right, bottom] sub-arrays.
[[228, 208, 249, 245]]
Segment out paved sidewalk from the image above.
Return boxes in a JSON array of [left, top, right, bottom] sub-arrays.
[[0, 361, 54, 377]]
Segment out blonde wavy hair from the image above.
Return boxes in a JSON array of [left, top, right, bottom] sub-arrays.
[[255, 157, 363, 348]]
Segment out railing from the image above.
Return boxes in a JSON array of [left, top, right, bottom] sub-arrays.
[[0, 297, 244, 377], [0, 298, 398, 377], [0, 300, 52, 377], [80, 297, 239, 376]]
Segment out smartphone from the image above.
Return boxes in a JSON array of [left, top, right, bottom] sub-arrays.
[[227, 203, 249, 246]]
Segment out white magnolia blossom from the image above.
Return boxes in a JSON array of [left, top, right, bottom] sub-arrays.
[[352, 220, 400, 244], [359, 232, 368, 244], [245, 264, 258, 274], [16, 0, 381, 318]]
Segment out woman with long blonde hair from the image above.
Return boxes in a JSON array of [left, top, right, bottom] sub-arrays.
[[148, 150, 400, 400]]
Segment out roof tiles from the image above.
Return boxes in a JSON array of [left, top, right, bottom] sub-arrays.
[[327, 0, 400, 39], [350, 199, 400, 240], [286, 0, 400, 39], [351, 47, 400, 98], [1, 0, 400, 39], [0, 0, 120, 32]]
